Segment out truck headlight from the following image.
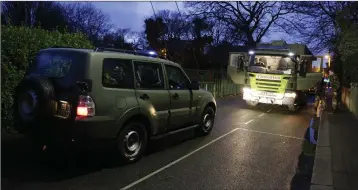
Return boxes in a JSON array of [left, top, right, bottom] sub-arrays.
[[243, 87, 251, 94], [242, 87, 253, 100], [284, 92, 296, 98]]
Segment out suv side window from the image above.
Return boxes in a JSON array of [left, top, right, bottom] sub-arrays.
[[102, 58, 134, 89], [134, 61, 164, 89], [165, 65, 190, 90]]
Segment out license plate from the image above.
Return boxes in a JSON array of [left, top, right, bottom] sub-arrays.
[[258, 91, 275, 96], [57, 101, 71, 118], [256, 75, 281, 80]]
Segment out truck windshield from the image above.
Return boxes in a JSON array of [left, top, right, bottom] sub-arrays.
[[248, 55, 297, 74]]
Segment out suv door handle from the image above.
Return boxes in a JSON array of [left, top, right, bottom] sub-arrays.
[[172, 93, 179, 100], [139, 94, 149, 100]]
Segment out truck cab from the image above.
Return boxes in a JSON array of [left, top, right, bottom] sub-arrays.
[[227, 41, 324, 111]]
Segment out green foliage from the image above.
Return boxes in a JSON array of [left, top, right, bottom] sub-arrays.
[[336, 2, 358, 83], [338, 26, 358, 83], [1, 25, 93, 129]]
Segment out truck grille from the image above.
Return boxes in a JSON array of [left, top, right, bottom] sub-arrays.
[[254, 79, 282, 92]]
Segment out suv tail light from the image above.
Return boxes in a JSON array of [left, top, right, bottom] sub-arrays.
[[77, 95, 95, 117]]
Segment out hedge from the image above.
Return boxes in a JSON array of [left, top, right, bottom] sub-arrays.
[[1, 26, 94, 129]]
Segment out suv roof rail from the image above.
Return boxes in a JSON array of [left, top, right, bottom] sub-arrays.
[[50, 46, 75, 48], [95, 47, 147, 56], [94, 47, 169, 60]]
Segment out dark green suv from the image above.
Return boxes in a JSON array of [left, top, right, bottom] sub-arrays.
[[14, 47, 217, 163]]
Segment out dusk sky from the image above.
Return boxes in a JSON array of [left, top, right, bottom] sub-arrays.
[[93, 2, 294, 44], [93, 2, 185, 32]]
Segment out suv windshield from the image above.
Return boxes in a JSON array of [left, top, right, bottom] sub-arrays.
[[248, 55, 297, 75]]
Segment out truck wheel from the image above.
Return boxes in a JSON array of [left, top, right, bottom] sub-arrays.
[[196, 106, 215, 136], [116, 121, 147, 163], [288, 105, 298, 112], [246, 100, 258, 107]]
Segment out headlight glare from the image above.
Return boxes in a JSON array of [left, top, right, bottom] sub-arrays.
[[284, 92, 296, 98]]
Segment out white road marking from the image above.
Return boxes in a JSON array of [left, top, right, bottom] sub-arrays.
[[120, 127, 241, 190], [266, 105, 279, 113], [244, 119, 254, 125], [120, 105, 303, 189], [236, 127, 305, 140]]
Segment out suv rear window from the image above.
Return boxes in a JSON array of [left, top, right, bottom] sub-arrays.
[[30, 51, 87, 87]]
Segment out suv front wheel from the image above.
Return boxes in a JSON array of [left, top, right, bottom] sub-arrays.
[[116, 121, 148, 163], [196, 106, 215, 136]]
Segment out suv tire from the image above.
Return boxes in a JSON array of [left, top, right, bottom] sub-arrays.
[[196, 106, 215, 136], [13, 75, 56, 134], [116, 121, 148, 163]]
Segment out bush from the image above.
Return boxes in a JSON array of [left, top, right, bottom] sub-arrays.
[[1, 25, 93, 129], [336, 3, 358, 84]]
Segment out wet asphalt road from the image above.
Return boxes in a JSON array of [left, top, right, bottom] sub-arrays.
[[2, 96, 316, 190]]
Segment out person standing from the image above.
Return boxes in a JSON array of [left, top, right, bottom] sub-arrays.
[[326, 70, 340, 113], [332, 74, 341, 112], [314, 77, 325, 110]]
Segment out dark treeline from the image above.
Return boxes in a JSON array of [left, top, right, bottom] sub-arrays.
[[1, 1, 358, 82]]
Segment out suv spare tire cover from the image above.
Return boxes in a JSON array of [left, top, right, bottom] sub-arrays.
[[14, 74, 56, 130]]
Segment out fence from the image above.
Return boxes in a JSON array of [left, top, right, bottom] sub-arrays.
[[184, 69, 243, 98], [341, 83, 358, 118], [199, 80, 243, 98]]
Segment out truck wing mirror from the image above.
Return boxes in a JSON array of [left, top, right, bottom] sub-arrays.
[[236, 56, 245, 72], [299, 61, 307, 77], [239, 58, 245, 71]]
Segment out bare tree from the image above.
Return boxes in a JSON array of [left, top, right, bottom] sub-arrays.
[[127, 31, 148, 50], [204, 18, 244, 46], [1, 2, 35, 26], [278, 1, 353, 53], [150, 10, 189, 40], [63, 2, 114, 44], [100, 28, 135, 49], [1, 2, 68, 31], [185, 1, 293, 48]]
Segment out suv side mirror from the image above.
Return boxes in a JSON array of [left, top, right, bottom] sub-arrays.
[[188, 81, 200, 90]]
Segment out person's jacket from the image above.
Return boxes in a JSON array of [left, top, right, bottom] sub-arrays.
[[328, 75, 340, 90]]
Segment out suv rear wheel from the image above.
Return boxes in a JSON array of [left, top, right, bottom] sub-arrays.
[[116, 121, 148, 163], [196, 106, 215, 136]]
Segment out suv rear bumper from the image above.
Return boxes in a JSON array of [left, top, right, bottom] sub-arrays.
[[48, 116, 118, 150]]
